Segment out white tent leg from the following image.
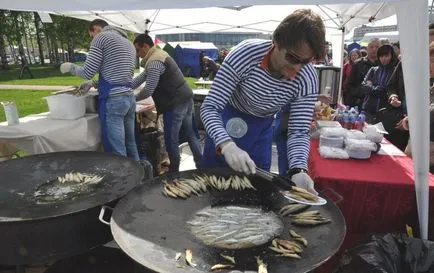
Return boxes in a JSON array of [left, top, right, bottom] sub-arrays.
[[338, 28, 345, 104], [397, 0, 430, 239], [330, 29, 345, 105]]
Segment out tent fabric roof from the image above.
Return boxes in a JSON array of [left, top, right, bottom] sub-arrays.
[[50, 4, 396, 36], [0, 0, 398, 11], [3, 2, 396, 37]]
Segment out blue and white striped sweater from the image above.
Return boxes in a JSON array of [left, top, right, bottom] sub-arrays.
[[74, 26, 136, 95], [200, 39, 318, 170]]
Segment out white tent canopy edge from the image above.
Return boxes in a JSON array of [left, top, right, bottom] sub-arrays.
[[0, 0, 429, 239], [0, 0, 399, 11]]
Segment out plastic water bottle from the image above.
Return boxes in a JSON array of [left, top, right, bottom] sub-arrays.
[[335, 108, 343, 124], [342, 110, 350, 129], [358, 111, 366, 130], [348, 112, 356, 130]]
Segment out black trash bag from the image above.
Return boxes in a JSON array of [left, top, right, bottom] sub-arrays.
[[335, 233, 434, 273]]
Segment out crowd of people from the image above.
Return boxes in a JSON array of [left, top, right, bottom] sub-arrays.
[[339, 32, 434, 172]]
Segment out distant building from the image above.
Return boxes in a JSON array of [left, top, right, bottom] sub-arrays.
[[156, 32, 271, 49]]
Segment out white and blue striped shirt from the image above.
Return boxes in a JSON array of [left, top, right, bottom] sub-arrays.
[[74, 27, 136, 95], [200, 39, 318, 170], [132, 60, 166, 101]]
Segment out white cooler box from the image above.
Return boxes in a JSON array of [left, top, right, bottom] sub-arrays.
[[44, 94, 86, 120]]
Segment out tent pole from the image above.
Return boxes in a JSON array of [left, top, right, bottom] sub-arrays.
[[397, 0, 430, 240], [337, 27, 345, 105]]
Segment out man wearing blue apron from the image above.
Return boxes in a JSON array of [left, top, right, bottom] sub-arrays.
[[132, 34, 202, 172], [60, 19, 139, 160], [274, 95, 332, 176], [200, 9, 326, 194]]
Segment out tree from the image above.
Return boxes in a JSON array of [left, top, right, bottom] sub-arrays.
[[0, 10, 9, 69], [33, 12, 45, 65], [10, 11, 25, 61], [20, 12, 33, 65]]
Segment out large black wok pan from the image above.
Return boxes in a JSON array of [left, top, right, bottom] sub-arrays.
[[103, 168, 346, 273], [0, 151, 144, 266]]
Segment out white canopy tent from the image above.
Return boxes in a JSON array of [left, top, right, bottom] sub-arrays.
[[49, 4, 395, 37], [0, 0, 430, 239]]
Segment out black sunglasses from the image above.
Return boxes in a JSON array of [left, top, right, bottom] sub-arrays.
[[285, 50, 313, 65]]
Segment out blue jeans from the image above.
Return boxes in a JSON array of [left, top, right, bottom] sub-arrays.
[[105, 93, 139, 160], [164, 99, 202, 172]]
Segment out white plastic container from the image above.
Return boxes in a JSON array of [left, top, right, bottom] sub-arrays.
[[346, 148, 372, 159], [319, 135, 344, 148], [1, 101, 20, 125], [44, 94, 86, 120]]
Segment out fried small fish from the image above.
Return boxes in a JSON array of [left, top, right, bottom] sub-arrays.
[[211, 264, 234, 271], [219, 253, 236, 264], [185, 249, 197, 267], [256, 256, 268, 273], [175, 252, 182, 261]]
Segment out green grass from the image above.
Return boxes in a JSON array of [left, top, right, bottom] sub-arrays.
[[0, 65, 88, 86], [0, 90, 54, 122], [185, 77, 198, 89], [0, 76, 200, 123], [1, 65, 195, 86]]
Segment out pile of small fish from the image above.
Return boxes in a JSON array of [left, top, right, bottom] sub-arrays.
[[55, 172, 104, 184], [269, 230, 308, 259], [196, 174, 256, 191], [279, 203, 310, 216], [162, 174, 255, 199], [162, 178, 207, 199], [187, 206, 283, 249], [34, 172, 105, 203], [281, 186, 319, 203], [291, 210, 332, 226]]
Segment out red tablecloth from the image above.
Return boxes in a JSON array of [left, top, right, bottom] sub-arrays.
[[309, 139, 434, 272]]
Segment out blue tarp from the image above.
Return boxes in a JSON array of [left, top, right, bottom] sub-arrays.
[[174, 43, 218, 77]]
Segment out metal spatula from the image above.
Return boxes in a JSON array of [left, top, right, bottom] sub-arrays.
[[255, 167, 294, 191]]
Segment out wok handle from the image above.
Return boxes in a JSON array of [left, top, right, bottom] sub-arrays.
[[320, 188, 343, 204], [98, 205, 114, 226]]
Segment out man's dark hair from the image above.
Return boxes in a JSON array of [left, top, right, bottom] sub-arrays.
[[273, 9, 326, 59], [89, 19, 108, 31], [429, 23, 434, 30], [377, 44, 394, 58], [134, 34, 154, 47]]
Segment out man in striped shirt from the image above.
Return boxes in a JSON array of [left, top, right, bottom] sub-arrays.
[[200, 9, 325, 194], [132, 34, 202, 172], [60, 19, 139, 160]]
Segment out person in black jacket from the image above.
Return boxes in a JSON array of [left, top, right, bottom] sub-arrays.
[[360, 44, 398, 123], [132, 34, 202, 172], [346, 38, 380, 108], [381, 61, 409, 151]]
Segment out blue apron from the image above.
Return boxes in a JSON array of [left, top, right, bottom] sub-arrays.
[[98, 76, 132, 152], [274, 110, 289, 175], [202, 104, 273, 171]]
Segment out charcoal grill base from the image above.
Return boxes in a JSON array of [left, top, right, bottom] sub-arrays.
[[44, 246, 155, 273]]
